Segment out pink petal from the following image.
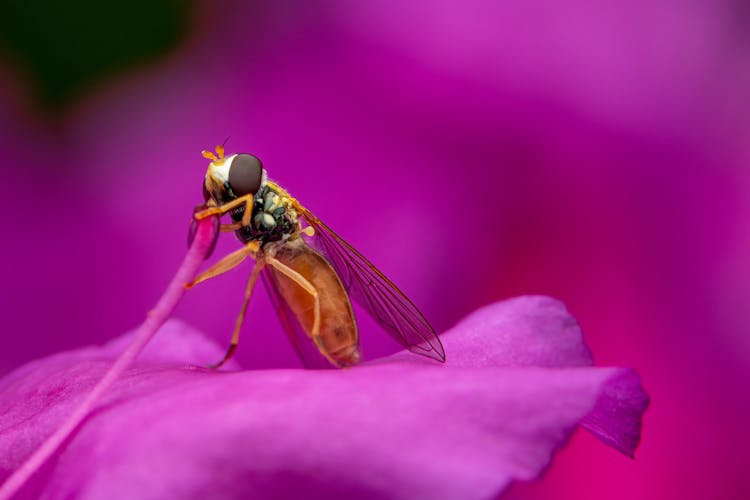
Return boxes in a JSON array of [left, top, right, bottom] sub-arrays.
[[386, 296, 648, 457], [385, 296, 594, 368], [0, 298, 647, 498]]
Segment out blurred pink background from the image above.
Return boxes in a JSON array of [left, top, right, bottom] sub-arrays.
[[1, 2, 748, 499]]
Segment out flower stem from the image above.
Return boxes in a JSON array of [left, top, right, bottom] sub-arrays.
[[0, 217, 218, 500]]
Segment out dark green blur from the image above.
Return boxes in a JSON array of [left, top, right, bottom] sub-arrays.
[[0, 0, 191, 112]]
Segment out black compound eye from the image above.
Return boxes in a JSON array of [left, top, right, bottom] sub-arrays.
[[228, 154, 263, 196]]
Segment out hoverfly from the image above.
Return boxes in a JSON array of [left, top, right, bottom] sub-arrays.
[[188, 145, 445, 368]]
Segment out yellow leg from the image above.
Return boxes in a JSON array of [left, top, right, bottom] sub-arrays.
[[210, 258, 265, 369], [185, 241, 260, 289], [265, 256, 337, 367], [195, 194, 254, 226]]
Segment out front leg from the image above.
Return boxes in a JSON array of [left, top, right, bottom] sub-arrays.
[[195, 194, 255, 228], [220, 222, 245, 232]]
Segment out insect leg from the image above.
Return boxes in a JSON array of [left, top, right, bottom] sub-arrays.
[[266, 256, 338, 367], [219, 205, 257, 232], [220, 223, 243, 232], [194, 194, 254, 221], [209, 257, 266, 369], [185, 241, 260, 288]]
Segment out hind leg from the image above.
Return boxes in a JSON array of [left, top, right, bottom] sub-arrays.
[[265, 256, 343, 367]]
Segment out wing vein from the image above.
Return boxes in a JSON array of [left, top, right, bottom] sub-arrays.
[[298, 206, 445, 362]]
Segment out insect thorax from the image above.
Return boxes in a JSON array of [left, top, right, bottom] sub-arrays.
[[232, 184, 299, 244]]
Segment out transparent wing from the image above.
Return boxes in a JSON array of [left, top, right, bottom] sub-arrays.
[[261, 269, 332, 369], [297, 206, 446, 362]]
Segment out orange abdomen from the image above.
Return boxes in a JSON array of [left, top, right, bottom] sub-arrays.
[[267, 238, 360, 366]]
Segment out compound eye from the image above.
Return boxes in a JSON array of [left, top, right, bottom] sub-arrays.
[[228, 154, 263, 196]]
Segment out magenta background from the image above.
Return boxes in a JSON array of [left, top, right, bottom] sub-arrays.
[[1, 2, 748, 499]]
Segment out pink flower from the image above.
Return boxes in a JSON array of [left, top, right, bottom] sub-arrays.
[[14, 1, 745, 496], [0, 295, 646, 499]]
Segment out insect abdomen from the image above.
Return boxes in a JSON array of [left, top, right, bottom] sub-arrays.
[[268, 239, 360, 366]]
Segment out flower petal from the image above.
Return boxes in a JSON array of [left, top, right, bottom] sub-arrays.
[[0, 298, 647, 498], [579, 368, 649, 458], [385, 296, 594, 368], [386, 296, 648, 457], [1, 360, 620, 499]]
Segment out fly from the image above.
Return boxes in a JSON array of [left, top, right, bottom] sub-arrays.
[[188, 145, 446, 368]]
